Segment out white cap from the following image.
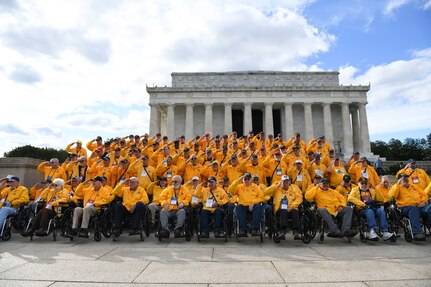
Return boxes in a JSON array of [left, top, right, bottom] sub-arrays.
[[281, 175, 290, 181], [294, 159, 303, 164], [192, 176, 199, 181]]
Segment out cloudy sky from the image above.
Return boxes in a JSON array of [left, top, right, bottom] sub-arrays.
[[0, 0, 430, 156]]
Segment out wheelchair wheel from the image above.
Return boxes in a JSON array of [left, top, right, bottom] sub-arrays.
[[143, 209, 151, 238], [53, 230, 57, 241], [94, 231, 102, 242], [185, 230, 192, 241], [2, 228, 11, 241], [360, 232, 367, 243], [302, 233, 311, 244], [404, 232, 412, 242], [318, 233, 324, 243]]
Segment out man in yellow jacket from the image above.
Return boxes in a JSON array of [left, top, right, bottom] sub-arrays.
[[348, 177, 395, 241], [0, 176, 29, 229], [396, 159, 430, 191], [348, 157, 380, 186], [112, 177, 149, 237], [305, 178, 357, 238], [228, 173, 265, 237], [265, 175, 303, 240], [389, 173, 430, 241], [158, 175, 192, 238], [37, 158, 66, 181], [195, 176, 229, 238]]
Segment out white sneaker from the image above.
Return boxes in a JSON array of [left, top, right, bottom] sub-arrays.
[[382, 231, 395, 241], [367, 229, 378, 240]]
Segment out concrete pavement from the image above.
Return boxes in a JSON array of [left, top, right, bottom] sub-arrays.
[[0, 232, 430, 286]]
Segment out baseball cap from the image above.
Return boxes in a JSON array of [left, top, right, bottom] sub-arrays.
[[281, 175, 290, 181], [343, 174, 352, 182], [294, 159, 303, 164], [192, 176, 199, 181], [207, 176, 217, 182]]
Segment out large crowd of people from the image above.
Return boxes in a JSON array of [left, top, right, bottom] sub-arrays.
[[0, 131, 430, 242]]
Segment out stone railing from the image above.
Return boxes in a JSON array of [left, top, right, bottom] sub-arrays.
[[0, 157, 43, 188]]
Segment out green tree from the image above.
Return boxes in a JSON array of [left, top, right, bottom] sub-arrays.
[[4, 145, 69, 162]]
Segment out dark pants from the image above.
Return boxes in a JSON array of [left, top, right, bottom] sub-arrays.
[[226, 203, 235, 234], [400, 205, 431, 234], [200, 208, 223, 233], [276, 208, 300, 232], [30, 208, 56, 232], [237, 204, 263, 232], [113, 201, 146, 230]]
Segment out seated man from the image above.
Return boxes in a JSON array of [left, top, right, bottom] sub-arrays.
[[22, 178, 69, 237], [112, 177, 149, 237], [305, 178, 357, 238], [228, 173, 265, 237], [0, 176, 29, 230], [146, 177, 168, 229], [158, 175, 192, 238], [69, 176, 114, 238], [195, 176, 229, 238], [265, 175, 302, 240], [348, 177, 395, 241], [389, 173, 431, 241]]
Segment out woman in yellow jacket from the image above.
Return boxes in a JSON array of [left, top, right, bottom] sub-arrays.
[[22, 178, 69, 237], [348, 177, 395, 241], [112, 177, 149, 237], [265, 175, 303, 240], [228, 173, 266, 237], [194, 177, 229, 238]]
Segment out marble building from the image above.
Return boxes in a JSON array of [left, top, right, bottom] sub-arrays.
[[147, 71, 373, 158]]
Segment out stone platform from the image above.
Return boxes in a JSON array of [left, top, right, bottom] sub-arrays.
[[0, 231, 430, 286]]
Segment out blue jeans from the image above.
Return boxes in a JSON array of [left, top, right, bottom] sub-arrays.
[[400, 205, 431, 234], [200, 208, 222, 233], [237, 204, 262, 232], [0, 207, 17, 229], [360, 207, 388, 232]]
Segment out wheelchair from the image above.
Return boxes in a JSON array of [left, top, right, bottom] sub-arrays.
[[0, 204, 34, 241], [111, 204, 151, 242], [385, 202, 416, 243], [155, 207, 192, 241], [272, 203, 313, 244], [232, 203, 268, 243], [196, 204, 229, 242]]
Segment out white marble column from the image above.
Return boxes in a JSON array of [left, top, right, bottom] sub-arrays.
[[166, 104, 175, 140], [243, 103, 252, 135], [149, 104, 160, 136], [185, 103, 194, 140], [205, 103, 213, 135], [322, 103, 334, 145], [264, 102, 274, 136], [224, 103, 232, 135], [358, 103, 372, 154], [284, 103, 294, 137], [350, 106, 361, 152], [304, 103, 314, 142], [341, 103, 353, 155]]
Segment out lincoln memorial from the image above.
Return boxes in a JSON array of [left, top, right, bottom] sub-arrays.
[[147, 71, 373, 159]]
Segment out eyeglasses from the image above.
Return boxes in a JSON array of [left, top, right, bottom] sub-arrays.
[[172, 180, 180, 184], [53, 184, 59, 187]]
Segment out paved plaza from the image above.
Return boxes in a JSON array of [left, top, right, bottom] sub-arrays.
[[0, 231, 430, 286]]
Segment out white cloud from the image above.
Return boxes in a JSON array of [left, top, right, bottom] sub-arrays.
[[423, 0, 431, 9], [339, 47, 431, 135], [384, 0, 411, 15]]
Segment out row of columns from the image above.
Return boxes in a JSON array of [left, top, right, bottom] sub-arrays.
[[149, 102, 371, 155]]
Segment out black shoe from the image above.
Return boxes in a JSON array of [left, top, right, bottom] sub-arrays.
[[113, 229, 121, 238], [343, 229, 358, 238], [159, 229, 170, 238], [66, 228, 78, 237], [251, 230, 259, 236], [35, 229, 47, 236], [238, 230, 248, 237], [129, 229, 140, 236], [327, 230, 342, 238], [77, 229, 89, 238], [214, 231, 222, 238], [174, 228, 182, 238], [21, 231, 33, 237], [414, 233, 426, 241], [277, 233, 286, 240], [200, 231, 209, 238], [293, 231, 301, 240]]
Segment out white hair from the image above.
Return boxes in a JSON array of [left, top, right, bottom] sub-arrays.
[[53, 178, 64, 188]]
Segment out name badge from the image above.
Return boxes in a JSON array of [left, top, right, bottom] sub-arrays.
[[412, 177, 419, 184], [281, 198, 288, 210], [167, 172, 172, 178], [336, 169, 345, 175], [141, 170, 147, 176], [297, 175, 303, 182], [170, 196, 178, 205], [362, 171, 369, 179], [276, 169, 282, 176], [192, 196, 199, 204], [206, 198, 214, 208], [120, 179, 125, 183], [57, 206, 62, 213]]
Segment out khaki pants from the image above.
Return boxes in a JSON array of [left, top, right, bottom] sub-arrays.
[[148, 203, 161, 224], [72, 206, 97, 229]]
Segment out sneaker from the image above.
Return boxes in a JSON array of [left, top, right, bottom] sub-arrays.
[[159, 229, 170, 238], [128, 229, 140, 236], [366, 229, 379, 241], [214, 231, 222, 238], [200, 231, 209, 238], [113, 229, 121, 238], [21, 231, 33, 237], [382, 231, 395, 241], [67, 228, 78, 237], [327, 230, 341, 238], [414, 233, 426, 241], [277, 233, 286, 240], [343, 229, 358, 238], [293, 230, 301, 240], [250, 230, 259, 236], [174, 228, 182, 238], [77, 229, 89, 238]]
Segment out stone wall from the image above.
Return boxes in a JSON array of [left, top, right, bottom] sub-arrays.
[[0, 157, 43, 188]]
